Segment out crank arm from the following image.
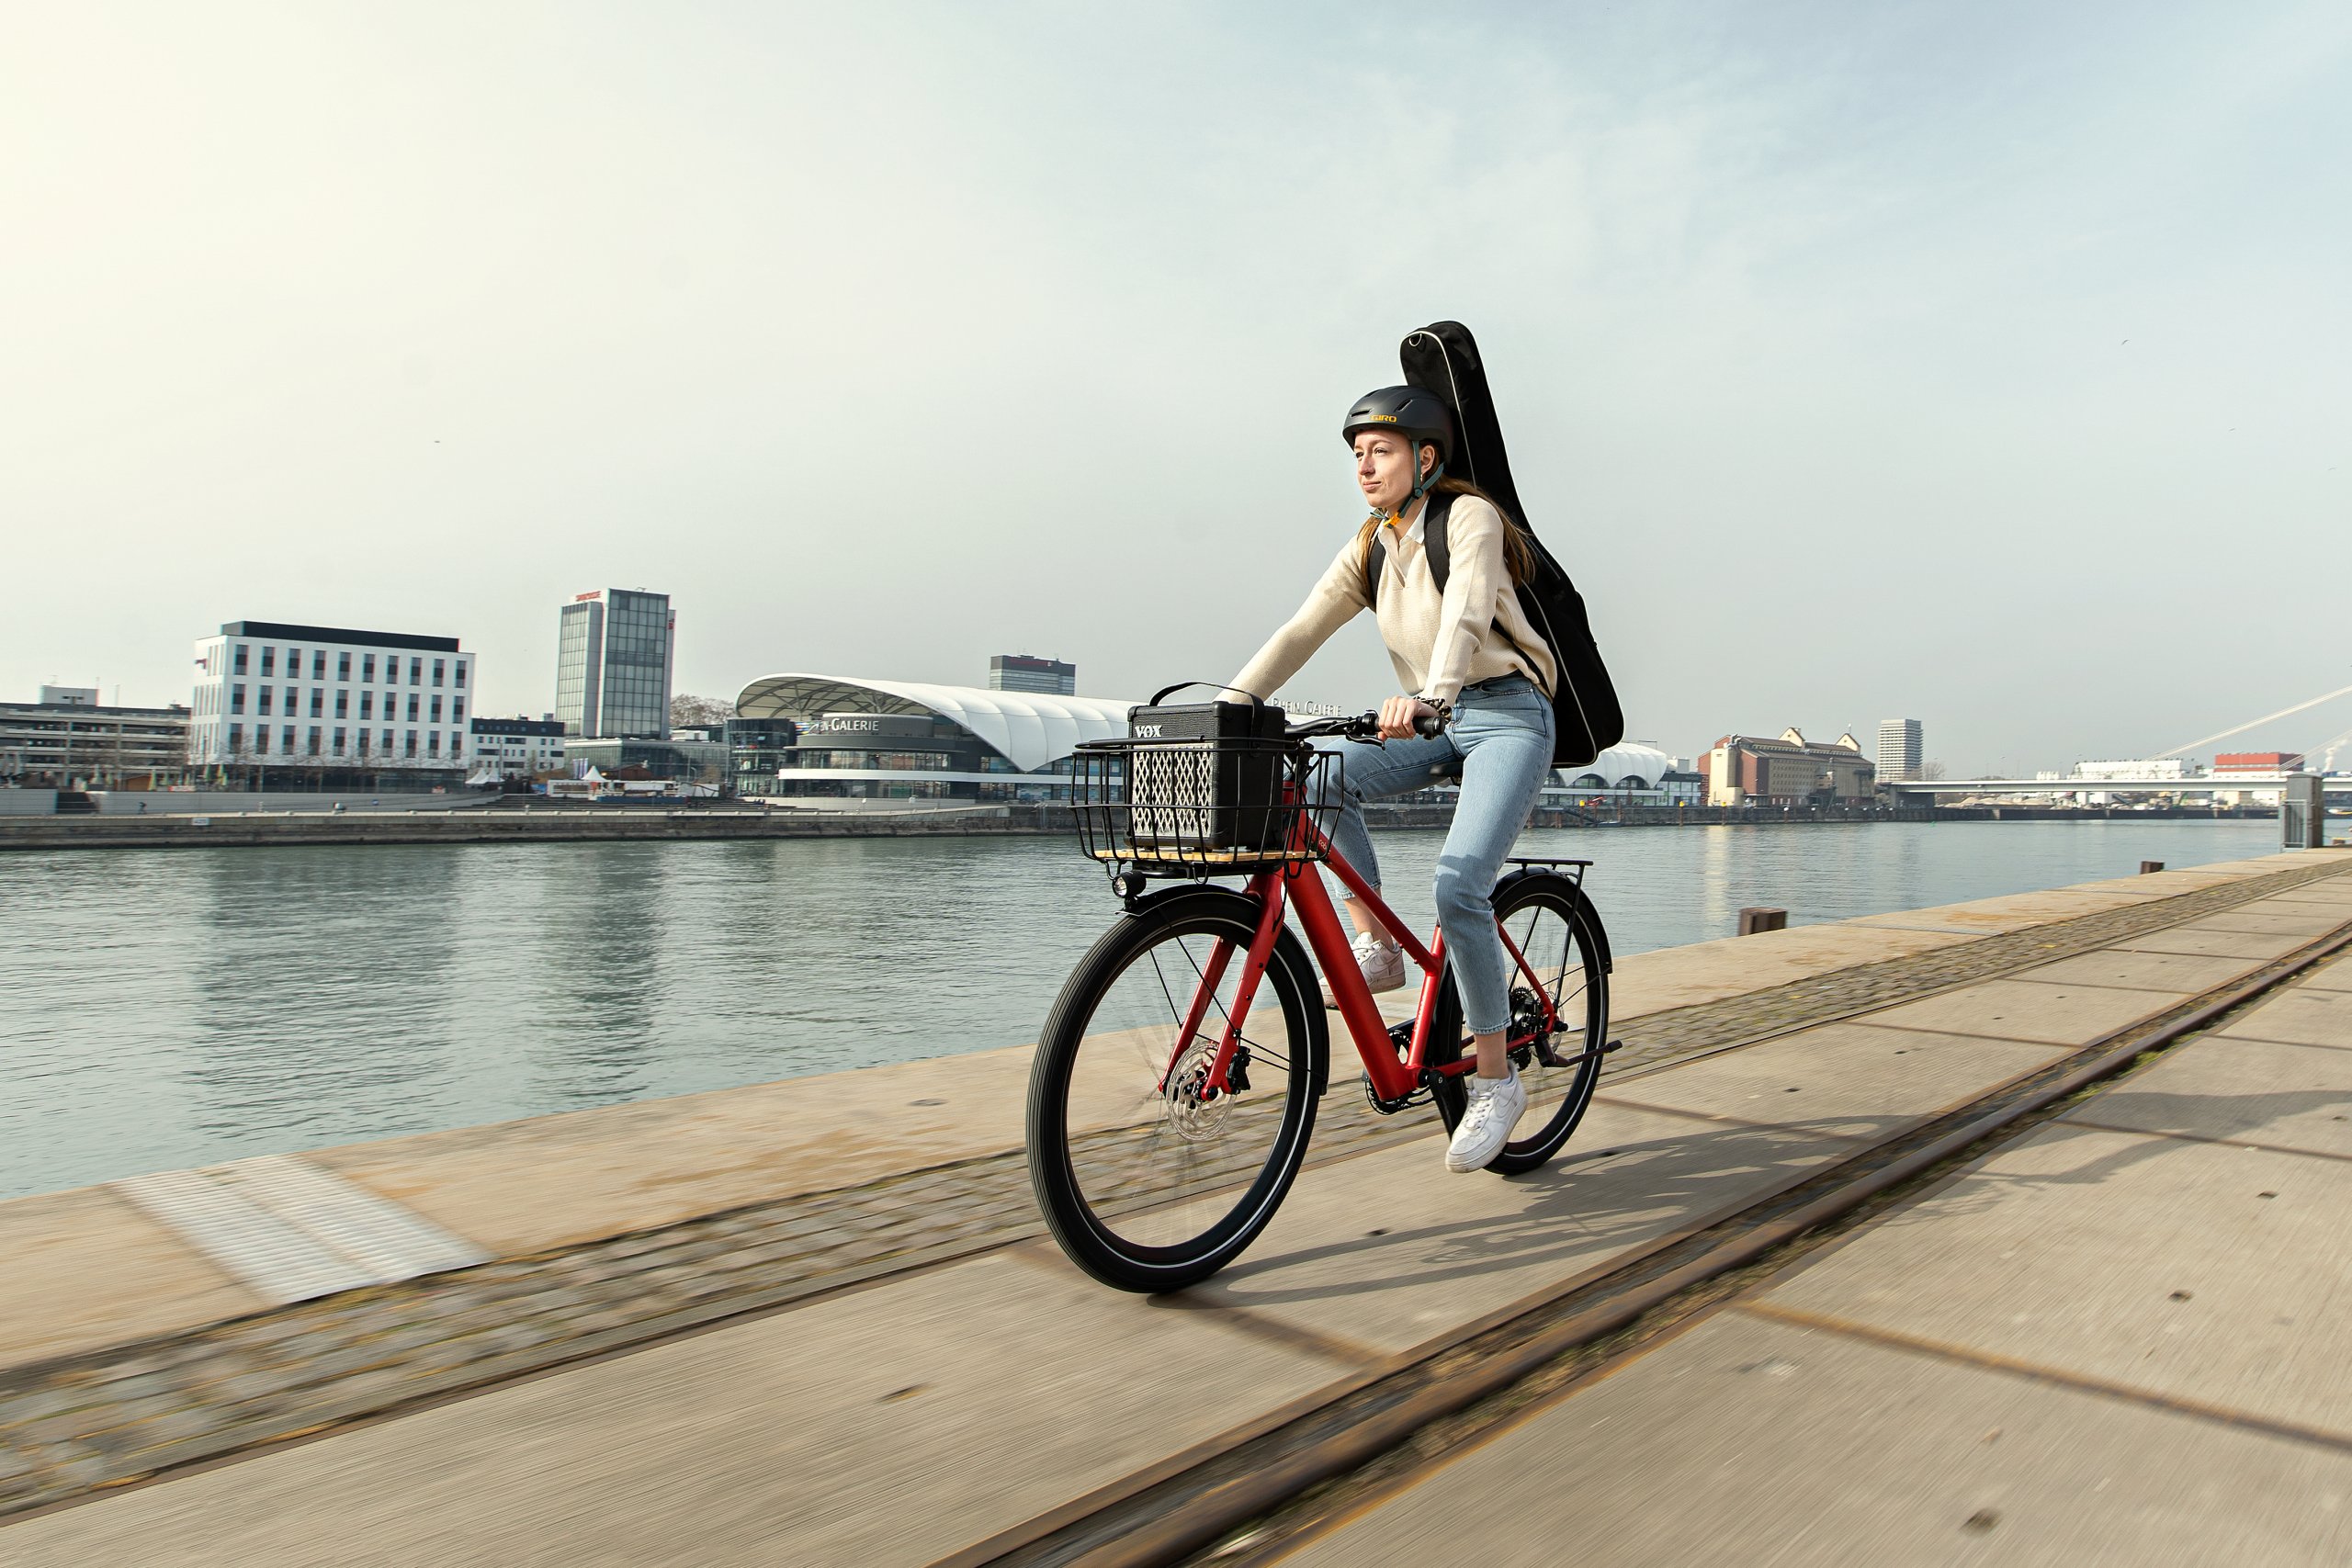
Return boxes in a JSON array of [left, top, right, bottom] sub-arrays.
[[1531, 1037, 1623, 1070]]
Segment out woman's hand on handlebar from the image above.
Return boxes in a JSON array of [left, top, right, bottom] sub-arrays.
[[1285, 702, 1447, 741], [1379, 694, 1443, 740]]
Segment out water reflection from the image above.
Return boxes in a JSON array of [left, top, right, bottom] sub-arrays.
[[529, 843, 673, 1104], [0, 819, 2284, 1199], [186, 848, 465, 1148]]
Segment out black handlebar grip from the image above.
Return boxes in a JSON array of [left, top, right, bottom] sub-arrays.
[[1416, 711, 1447, 738]]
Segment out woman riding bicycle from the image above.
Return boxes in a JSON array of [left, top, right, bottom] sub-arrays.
[[1226, 386, 1557, 1175]]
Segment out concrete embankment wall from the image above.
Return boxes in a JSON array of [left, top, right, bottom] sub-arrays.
[[0, 791, 57, 816], [91, 790, 484, 816], [0, 804, 1057, 850]]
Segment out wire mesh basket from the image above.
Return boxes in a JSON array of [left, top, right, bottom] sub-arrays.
[[1069, 739, 1340, 872]]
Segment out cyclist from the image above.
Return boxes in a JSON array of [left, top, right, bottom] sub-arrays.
[[1225, 386, 1558, 1174]]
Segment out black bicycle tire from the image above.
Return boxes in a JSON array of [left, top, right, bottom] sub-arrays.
[[1026, 889, 1321, 1292], [1429, 872, 1610, 1176]]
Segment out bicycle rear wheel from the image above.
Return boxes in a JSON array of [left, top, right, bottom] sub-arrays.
[[1433, 871, 1610, 1176], [1026, 888, 1319, 1292]]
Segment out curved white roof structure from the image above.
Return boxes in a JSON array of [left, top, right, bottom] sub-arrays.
[[736, 674, 1139, 773], [1565, 741, 1681, 788]]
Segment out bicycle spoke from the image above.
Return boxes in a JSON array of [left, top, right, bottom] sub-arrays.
[[1164, 927, 1294, 1075], [1177, 931, 1265, 1043]]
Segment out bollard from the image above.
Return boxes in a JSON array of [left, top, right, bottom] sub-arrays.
[[1737, 907, 1788, 936], [2140, 861, 2165, 874], [2281, 773, 2324, 850]]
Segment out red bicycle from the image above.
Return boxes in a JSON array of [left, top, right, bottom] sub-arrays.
[[1027, 709, 1613, 1292]]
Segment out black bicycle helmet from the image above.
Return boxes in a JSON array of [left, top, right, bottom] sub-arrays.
[[1342, 385, 1454, 465]]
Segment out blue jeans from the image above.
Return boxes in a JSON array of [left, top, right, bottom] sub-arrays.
[[1312, 676, 1556, 1034]]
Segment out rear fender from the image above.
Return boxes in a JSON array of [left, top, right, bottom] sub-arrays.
[[1494, 866, 1612, 974]]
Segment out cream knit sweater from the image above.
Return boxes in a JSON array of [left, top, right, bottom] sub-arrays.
[[1227, 491, 1555, 708]]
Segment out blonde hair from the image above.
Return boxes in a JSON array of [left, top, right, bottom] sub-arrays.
[[1355, 473, 1535, 589]]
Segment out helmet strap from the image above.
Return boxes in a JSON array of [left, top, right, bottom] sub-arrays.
[[1410, 456, 1445, 504], [1367, 446, 1445, 526]]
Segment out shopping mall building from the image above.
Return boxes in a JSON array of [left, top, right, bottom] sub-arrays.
[[728, 671, 1699, 807], [730, 674, 1139, 802]]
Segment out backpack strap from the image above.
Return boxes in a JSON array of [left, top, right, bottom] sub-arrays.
[[1360, 491, 1551, 698]]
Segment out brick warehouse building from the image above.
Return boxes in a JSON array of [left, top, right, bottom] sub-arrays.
[[1702, 728, 1877, 806]]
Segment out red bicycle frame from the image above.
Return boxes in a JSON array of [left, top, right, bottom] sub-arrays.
[[1163, 776, 1565, 1103]]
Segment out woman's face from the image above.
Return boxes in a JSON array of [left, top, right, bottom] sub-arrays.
[[1353, 429, 1433, 514]]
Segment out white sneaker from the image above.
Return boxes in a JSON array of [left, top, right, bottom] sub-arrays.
[[1324, 932, 1407, 1008], [1445, 1066, 1527, 1172]]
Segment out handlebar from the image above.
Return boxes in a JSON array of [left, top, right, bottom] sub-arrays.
[[1286, 708, 1448, 743]]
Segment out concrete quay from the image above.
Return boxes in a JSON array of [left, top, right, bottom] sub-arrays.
[[0, 801, 1061, 850], [0, 850, 2347, 1563]]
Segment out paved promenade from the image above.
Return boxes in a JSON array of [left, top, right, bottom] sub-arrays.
[[1286, 908, 2352, 1566], [1, 850, 2346, 1562]]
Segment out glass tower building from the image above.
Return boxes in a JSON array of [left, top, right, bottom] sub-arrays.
[[554, 589, 675, 739]]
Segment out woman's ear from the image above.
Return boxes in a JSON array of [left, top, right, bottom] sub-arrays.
[[1420, 444, 1438, 478]]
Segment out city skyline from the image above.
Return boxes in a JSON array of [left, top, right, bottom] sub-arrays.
[[5, 5, 2348, 773], [17, 615, 2352, 784]]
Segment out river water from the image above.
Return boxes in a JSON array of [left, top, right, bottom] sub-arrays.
[[0, 818, 2285, 1200]]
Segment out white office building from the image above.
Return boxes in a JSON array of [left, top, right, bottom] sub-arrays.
[[466, 716, 568, 781], [190, 621, 476, 777], [2073, 758, 2199, 782], [2061, 756, 2200, 806], [1876, 718, 1923, 783]]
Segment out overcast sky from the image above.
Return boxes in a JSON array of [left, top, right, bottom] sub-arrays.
[[5, 2, 2347, 773]]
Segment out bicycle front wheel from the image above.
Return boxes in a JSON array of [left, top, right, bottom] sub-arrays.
[[1026, 888, 1319, 1292]]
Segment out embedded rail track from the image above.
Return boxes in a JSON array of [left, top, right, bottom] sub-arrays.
[[947, 909, 2352, 1568]]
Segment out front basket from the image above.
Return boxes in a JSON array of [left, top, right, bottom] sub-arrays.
[[1069, 739, 1340, 873]]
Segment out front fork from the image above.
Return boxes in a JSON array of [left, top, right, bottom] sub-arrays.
[[1158, 870, 1289, 1101]]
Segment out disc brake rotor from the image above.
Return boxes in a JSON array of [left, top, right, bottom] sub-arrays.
[[1162, 1038, 1233, 1142]]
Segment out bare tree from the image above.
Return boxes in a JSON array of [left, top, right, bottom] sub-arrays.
[[671, 693, 733, 729]]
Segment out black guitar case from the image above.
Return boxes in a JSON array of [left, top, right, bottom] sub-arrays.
[[1398, 321, 1624, 769]]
